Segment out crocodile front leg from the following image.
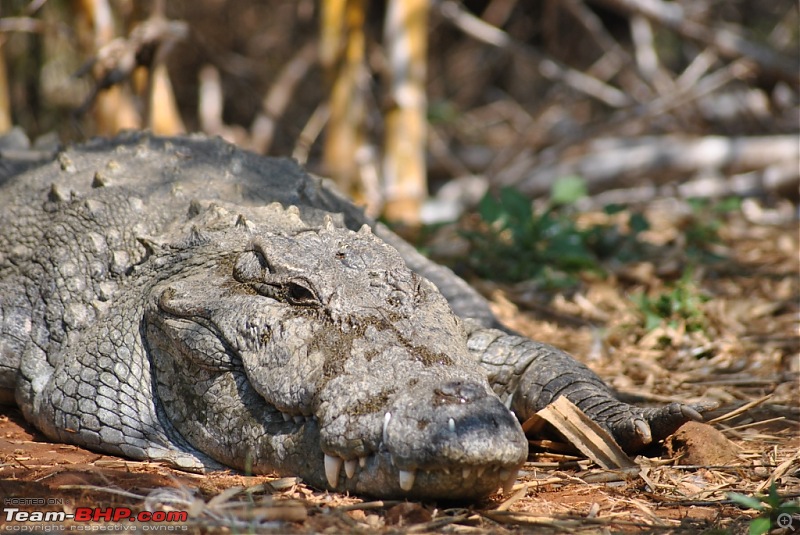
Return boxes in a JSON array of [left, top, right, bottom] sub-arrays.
[[464, 321, 707, 453]]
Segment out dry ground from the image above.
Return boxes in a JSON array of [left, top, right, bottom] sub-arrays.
[[0, 202, 797, 534]]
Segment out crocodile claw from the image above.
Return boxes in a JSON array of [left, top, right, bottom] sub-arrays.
[[606, 401, 716, 453]]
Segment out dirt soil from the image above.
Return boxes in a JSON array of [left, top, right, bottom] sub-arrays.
[[0, 204, 798, 534]]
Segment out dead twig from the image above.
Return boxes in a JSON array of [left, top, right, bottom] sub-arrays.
[[439, 0, 633, 108], [250, 41, 317, 154], [514, 134, 799, 198], [536, 396, 638, 470], [494, 57, 759, 189], [589, 0, 799, 86]]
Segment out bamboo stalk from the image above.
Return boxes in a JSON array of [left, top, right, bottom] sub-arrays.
[[320, 0, 368, 202], [0, 43, 10, 133], [381, 0, 429, 224]]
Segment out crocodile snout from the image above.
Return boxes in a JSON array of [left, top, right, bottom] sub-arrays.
[[373, 376, 528, 497]]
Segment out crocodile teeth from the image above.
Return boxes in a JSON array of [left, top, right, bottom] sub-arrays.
[[282, 413, 291, 422], [462, 467, 471, 480], [398, 469, 416, 491], [502, 469, 518, 494], [344, 459, 358, 478], [476, 465, 486, 478], [324, 454, 343, 488], [382, 412, 392, 444], [359, 456, 367, 468], [448, 417, 456, 432], [293, 415, 304, 424]]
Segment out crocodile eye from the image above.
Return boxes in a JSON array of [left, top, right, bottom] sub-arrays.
[[234, 250, 271, 282], [285, 280, 319, 306]]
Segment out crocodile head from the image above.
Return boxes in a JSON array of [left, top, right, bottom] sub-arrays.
[[144, 203, 527, 499]]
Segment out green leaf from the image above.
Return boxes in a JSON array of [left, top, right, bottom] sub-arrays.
[[749, 516, 771, 535], [629, 212, 650, 233], [477, 192, 504, 224], [603, 203, 626, 215], [767, 481, 782, 508], [715, 196, 742, 213], [645, 312, 662, 332], [729, 492, 766, 511], [499, 187, 533, 222], [551, 175, 587, 205]]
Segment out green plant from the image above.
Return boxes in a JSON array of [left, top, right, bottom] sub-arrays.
[[729, 482, 800, 535], [630, 270, 710, 333], [460, 182, 650, 288], [683, 196, 740, 262], [462, 185, 595, 287]]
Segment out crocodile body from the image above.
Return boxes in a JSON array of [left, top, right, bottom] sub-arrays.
[[0, 133, 702, 499]]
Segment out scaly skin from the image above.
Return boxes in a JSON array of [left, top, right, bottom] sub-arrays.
[[0, 133, 706, 500]]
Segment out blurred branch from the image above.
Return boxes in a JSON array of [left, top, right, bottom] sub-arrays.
[[560, 0, 641, 87], [577, 162, 799, 208], [198, 65, 224, 134], [589, 0, 799, 87], [250, 41, 317, 154], [496, 56, 756, 186], [74, 0, 136, 133], [293, 103, 330, 165], [198, 65, 251, 146], [629, 15, 657, 82], [515, 134, 800, 197], [25, 0, 48, 14], [675, 47, 718, 88], [439, 0, 633, 108], [75, 12, 189, 133], [0, 17, 45, 33]]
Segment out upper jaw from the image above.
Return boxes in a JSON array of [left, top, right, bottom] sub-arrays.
[[322, 448, 524, 500]]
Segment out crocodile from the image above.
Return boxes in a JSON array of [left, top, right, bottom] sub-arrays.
[[0, 132, 705, 500]]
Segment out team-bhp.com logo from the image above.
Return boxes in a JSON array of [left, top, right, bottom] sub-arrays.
[[3, 507, 188, 526]]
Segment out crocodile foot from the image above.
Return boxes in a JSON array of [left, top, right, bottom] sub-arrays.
[[596, 401, 717, 453]]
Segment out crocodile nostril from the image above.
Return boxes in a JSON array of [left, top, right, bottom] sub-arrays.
[[433, 381, 486, 405]]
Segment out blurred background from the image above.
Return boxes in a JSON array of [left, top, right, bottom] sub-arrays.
[[1, 0, 797, 227]]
